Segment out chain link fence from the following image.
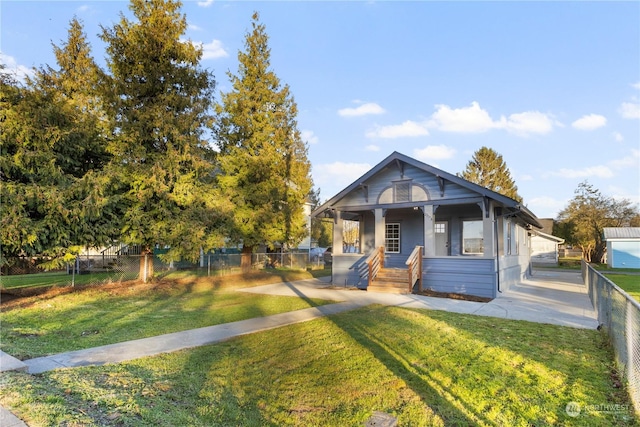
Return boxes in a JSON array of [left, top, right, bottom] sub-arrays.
[[582, 260, 640, 415], [1, 251, 326, 291]]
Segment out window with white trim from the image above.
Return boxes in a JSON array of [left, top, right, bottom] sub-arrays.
[[462, 220, 484, 255], [385, 223, 400, 253], [506, 220, 512, 255]]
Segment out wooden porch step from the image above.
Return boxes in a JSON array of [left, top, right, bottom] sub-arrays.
[[368, 282, 412, 294], [369, 268, 411, 293]]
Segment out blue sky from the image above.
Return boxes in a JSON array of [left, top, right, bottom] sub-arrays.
[[2, 1, 639, 219]]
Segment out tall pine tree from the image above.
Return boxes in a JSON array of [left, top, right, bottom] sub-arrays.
[[459, 146, 522, 202], [100, 0, 222, 280], [214, 12, 312, 270]]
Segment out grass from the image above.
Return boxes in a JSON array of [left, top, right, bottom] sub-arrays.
[[1, 306, 637, 426], [0, 265, 330, 290], [0, 269, 332, 359], [604, 274, 640, 303], [0, 271, 139, 289]]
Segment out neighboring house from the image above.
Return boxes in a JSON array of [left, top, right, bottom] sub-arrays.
[[603, 227, 640, 269], [530, 224, 564, 265], [311, 151, 542, 299]]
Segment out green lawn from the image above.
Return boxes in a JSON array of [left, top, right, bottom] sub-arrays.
[[604, 274, 640, 303], [0, 270, 332, 359], [1, 305, 636, 426], [0, 270, 139, 289]]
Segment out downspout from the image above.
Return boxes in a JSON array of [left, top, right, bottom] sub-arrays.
[[494, 215, 501, 294]]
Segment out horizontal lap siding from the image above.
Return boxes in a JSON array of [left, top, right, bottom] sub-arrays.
[[331, 254, 369, 288], [334, 165, 479, 209], [423, 258, 496, 299]]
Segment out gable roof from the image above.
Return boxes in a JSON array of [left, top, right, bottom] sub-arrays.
[[603, 227, 640, 240], [312, 151, 542, 228]]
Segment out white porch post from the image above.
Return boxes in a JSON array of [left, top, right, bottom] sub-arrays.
[[374, 208, 385, 251], [482, 201, 495, 257], [423, 205, 436, 257], [333, 210, 343, 254]]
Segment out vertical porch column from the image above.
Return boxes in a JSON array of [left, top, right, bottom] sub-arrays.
[[374, 208, 385, 251], [333, 210, 343, 255], [423, 205, 436, 257], [482, 201, 495, 258]]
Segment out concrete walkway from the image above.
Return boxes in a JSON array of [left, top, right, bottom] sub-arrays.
[[0, 270, 597, 426]]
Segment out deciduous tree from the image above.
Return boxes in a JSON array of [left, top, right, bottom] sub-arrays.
[[214, 12, 312, 271], [459, 146, 522, 202], [555, 181, 639, 262]]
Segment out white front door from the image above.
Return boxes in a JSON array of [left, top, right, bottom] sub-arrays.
[[435, 221, 449, 256]]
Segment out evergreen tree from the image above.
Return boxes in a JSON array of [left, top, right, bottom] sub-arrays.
[[0, 19, 113, 267], [100, 0, 222, 279], [459, 146, 522, 202], [214, 12, 312, 271], [309, 187, 332, 248]]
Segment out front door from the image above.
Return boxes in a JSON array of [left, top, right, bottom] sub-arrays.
[[435, 221, 449, 256]]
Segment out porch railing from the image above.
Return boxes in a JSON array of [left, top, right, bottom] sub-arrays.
[[365, 246, 385, 287], [406, 245, 423, 293]]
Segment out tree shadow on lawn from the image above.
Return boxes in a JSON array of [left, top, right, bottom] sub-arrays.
[[1, 277, 286, 359], [329, 305, 631, 426]]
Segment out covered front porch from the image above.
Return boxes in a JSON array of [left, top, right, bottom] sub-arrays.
[[326, 198, 501, 298]]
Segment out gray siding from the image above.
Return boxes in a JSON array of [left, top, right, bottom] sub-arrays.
[[423, 257, 497, 299], [331, 254, 369, 288], [334, 164, 480, 209]]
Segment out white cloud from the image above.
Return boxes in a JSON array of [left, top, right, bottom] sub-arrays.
[[365, 144, 380, 152], [519, 174, 534, 181], [632, 82, 640, 90], [301, 130, 318, 145], [313, 162, 372, 198], [197, 0, 214, 7], [613, 131, 624, 142], [426, 101, 555, 136], [571, 114, 607, 131], [527, 196, 567, 219], [188, 23, 203, 31], [428, 102, 495, 133], [192, 39, 228, 60], [608, 149, 640, 169], [552, 166, 614, 179], [76, 5, 90, 13], [619, 102, 640, 119], [499, 111, 555, 136], [338, 102, 385, 117], [0, 53, 34, 82], [413, 144, 456, 162], [366, 120, 429, 139]]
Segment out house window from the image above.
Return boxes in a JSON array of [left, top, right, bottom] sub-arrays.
[[394, 182, 411, 203], [343, 220, 360, 253], [506, 220, 512, 255], [435, 223, 446, 234], [385, 223, 400, 253], [462, 220, 483, 255]]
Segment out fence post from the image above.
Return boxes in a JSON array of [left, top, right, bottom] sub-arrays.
[[208, 253, 211, 277]]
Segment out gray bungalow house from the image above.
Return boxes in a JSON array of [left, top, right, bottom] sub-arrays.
[[312, 152, 542, 299]]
